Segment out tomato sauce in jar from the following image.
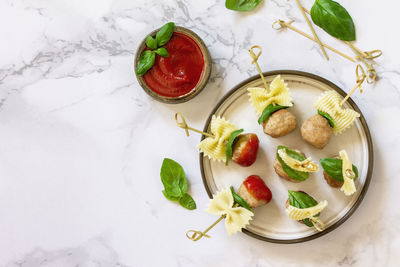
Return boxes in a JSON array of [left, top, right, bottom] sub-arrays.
[[143, 32, 205, 98]]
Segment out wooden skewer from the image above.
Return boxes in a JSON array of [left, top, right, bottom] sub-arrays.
[[340, 64, 366, 106], [296, 0, 329, 60], [249, 45, 269, 91], [186, 215, 226, 241], [273, 20, 356, 62], [175, 113, 214, 138]]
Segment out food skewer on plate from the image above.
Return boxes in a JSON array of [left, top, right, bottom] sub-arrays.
[[320, 149, 358, 196], [274, 145, 319, 183], [247, 45, 297, 138], [286, 190, 328, 232], [186, 175, 272, 241], [301, 65, 365, 149], [175, 113, 259, 167]]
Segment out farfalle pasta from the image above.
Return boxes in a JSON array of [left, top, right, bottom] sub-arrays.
[[197, 116, 238, 162], [206, 188, 253, 236], [314, 90, 360, 135]]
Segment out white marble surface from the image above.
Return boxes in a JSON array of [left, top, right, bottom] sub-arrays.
[[1, 0, 399, 266]]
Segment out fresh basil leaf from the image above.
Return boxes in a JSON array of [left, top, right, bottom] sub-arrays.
[[136, 50, 155, 76], [179, 193, 196, 210], [258, 104, 289, 124], [318, 110, 335, 128], [311, 0, 356, 41], [320, 158, 359, 182], [162, 190, 181, 201], [156, 22, 175, 47], [225, 129, 244, 165], [160, 158, 188, 198], [276, 145, 309, 181], [154, 47, 169, 57], [145, 35, 157, 50], [225, 0, 263, 11], [288, 190, 318, 227], [230, 186, 252, 211]]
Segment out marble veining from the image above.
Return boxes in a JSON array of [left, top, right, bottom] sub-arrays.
[[0, 0, 399, 266]]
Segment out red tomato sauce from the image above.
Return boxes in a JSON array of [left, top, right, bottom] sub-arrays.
[[243, 175, 272, 202], [143, 32, 205, 98]]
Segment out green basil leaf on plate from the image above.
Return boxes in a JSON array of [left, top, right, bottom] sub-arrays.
[[230, 186, 252, 211], [154, 47, 169, 57], [288, 190, 318, 227], [156, 22, 175, 47], [258, 104, 289, 124], [276, 145, 309, 181], [179, 193, 197, 210], [225, 0, 263, 11], [136, 50, 156, 76], [318, 110, 336, 128], [160, 158, 188, 198], [320, 158, 359, 182], [311, 0, 356, 41], [145, 35, 158, 50], [225, 129, 244, 165]]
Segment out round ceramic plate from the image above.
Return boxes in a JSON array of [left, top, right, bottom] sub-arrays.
[[200, 70, 373, 243]]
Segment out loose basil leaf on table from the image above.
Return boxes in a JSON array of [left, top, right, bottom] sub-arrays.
[[154, 47, 169, 57], [145, 35, 158, 50], [179, 193, 197, 210], [318, 110, 336, 128], [225, 0, 263, 11], [320, 158, 359, 182], [230, 186, 252, 211], [160, 158, 188, 198], [136, 50, 156, 76], [288, 190, 318, 227], [258, 104, 289, 124], [162, 190, 181, 202], [276, 145, 309, 181], [225, 129, 244, 165], [311, 0, 356, 41], [156, 22, 175, 46]]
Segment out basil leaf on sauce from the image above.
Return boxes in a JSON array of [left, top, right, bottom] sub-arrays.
[[179, 193, 197, 210], [318, 110, 335, 128], [225, 0, 263, 12], [276, 145, 309, 181], [288, 190, 318, 227], [320, 158, 359, 182], [156, 22, 175, 47], [230, 186, 252, 211], [145, 35, 157, 50], [225, 129, 244, 165], [136, 50, 155, 76], [154, 47, 169, 57], [311, 0, 356, 41], [258, 104, 289, 124]]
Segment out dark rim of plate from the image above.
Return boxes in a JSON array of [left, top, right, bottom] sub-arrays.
[[198, 70, 373, 244]]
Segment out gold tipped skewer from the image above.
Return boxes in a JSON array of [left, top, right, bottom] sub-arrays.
[[248, 45, 269, 91], [175, 113, 213, 138], [340, 64, 366, 106]]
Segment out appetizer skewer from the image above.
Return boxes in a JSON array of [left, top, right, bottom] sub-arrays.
[[274, 145, 319, 183], [320, 150, 358, 196], [286, 190, 328, 232], [175, 113, 259, 167], [247, 46, 296, 138], [301, 65, 364, 149], [186, 175, 272, 241]]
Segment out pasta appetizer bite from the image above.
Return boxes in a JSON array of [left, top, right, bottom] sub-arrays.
[[320, 150, 358, 196], [286, 190, 328, 232], [248, 46, 296, 138], [175, 113, 259, 167], [301, 90, 360, 149], [274, 145, 319, 183], [186, 176, 272, 241]]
